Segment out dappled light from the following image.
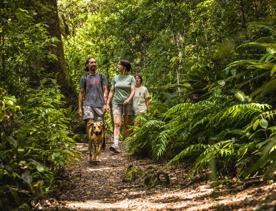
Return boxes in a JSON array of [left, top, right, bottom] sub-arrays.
[[1, 0, 275, 210], [38, 143, 275, 210]]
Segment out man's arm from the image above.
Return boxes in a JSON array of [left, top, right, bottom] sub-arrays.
[[102, 85, 109, 112], [103, 85, 108, 105], [78, 88, 85, 117]]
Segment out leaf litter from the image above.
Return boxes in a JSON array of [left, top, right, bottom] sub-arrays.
[[36, 141, 276, 210]]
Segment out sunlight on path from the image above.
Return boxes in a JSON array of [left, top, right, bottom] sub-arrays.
[[58, 183, 276, 210], [46, 143, 276, 210], [60, 185, 214, 210]]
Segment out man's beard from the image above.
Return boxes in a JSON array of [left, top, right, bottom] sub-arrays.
[[89, 66, 96, 71]]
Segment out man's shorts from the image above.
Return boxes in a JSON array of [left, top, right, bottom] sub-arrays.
[[83, 106, 103, 121], [112, 104, 134, 116]]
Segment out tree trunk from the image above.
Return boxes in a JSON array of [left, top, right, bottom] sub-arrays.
[[31, 0, 76, 104]]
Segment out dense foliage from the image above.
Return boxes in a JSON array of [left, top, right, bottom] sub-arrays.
[[0, 82, 77, 209], [1, 0, 276, 208], [1, 1, 78, 209], [59, 0, 276, 179]]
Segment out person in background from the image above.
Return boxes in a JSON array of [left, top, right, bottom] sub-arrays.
[[78, 57, 108, 145], [106, 59, 135, 153], [133, 74, 150, 124]]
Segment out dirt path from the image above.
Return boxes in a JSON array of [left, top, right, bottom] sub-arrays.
[[38, 141, 276, 210]]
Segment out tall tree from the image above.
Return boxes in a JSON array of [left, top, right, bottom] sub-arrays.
[[35, 0, 76, 102], [1, 0, 76, 103]]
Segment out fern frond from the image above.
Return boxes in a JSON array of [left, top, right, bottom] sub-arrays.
[[237, 141, 258, 163], [139, 120, 165, 133], [261, 110, 276, 120], [127, 120, 165, 155], [193, 139, 237, 174], [218, 103, 271, 123], [245, 109, 276, 133], [243, 135, 276, 178], [163, 103, 194, 120], [167, 143, 209, 166], [152, 130, 171, 159], [211, 129, 245, 141]]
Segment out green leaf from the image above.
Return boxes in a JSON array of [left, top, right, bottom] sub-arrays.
[[21, 171, 32, 185], [235, 91, 245, 102], [217, 80, 225, 86], [259, 118, 268, 129], [271, 65, 276, 77], [253, 119, 260, 130], [36, 165, 46, 172]]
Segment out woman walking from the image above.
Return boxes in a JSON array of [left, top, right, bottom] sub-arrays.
[[106, 59, 135, 153], [133, 74, 150, 115]]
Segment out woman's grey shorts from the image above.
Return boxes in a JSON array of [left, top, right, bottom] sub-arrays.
[[83, 106, 103, 120], [112, 104, 133, 116]]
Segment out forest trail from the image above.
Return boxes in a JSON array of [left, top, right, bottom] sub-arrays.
[[39, 141, 276, 210]]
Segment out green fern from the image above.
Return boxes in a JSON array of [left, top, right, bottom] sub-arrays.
[[163, 103, 193, 120], [192, 139, 238, 175], [241, 135, 276, 178], [214, 103, 271, 128], [152, 130, 171, 159], [167, 143, 209, 166], [127, 119, 165, 155]]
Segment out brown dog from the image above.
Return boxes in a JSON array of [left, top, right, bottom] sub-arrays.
[[87, 120, 104, 162]]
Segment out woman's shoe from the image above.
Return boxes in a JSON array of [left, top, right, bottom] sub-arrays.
[[110, 144, 121, 153]]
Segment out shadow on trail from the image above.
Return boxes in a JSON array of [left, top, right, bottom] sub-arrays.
[[39, 143, 276, 210]]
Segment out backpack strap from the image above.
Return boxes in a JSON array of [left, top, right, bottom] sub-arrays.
[[84, 73, 104, 92], [99, 73, 104, 92]]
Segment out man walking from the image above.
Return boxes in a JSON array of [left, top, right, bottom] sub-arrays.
[[78, 57, 108, 144]]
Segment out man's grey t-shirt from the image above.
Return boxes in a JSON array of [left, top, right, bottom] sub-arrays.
[[80, 72, 107, 107]]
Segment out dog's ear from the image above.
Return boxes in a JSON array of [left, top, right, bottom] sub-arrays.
[[87, 121, 94, 127], [100, 121, 104, 126]]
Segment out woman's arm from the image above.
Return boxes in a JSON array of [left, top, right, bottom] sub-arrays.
[[124, 85, 135, 105], [106, 85, 115, 110]]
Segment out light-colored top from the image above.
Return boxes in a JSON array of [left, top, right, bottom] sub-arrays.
[[112, 74, 135, 105], [133, 85, 149, 114]]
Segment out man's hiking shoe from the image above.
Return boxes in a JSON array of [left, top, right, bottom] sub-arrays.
[[110, 144, 121, 153]]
